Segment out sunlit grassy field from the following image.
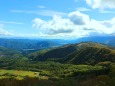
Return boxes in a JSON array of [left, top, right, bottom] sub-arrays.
[[0, 69, 39, 80]]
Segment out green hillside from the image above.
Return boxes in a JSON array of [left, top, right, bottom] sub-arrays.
[[0, 42, 115, 86], [0, 46, 24, 58], [64, 46, 115, 65], [29, 42, 112, 63], [28, 44, 77, 61]]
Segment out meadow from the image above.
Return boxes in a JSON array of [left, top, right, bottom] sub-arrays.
[[0, 69, 39, 80]]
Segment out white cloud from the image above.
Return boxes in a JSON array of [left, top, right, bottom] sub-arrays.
[[38, 10, 66, 17], [11, 10, 28, 13], [0, 24, 12, 36], [100, 18, 115, 33], [11, 10, 66, 17], [85, 0, 115, 9], [32, 11, 115, 39], [68, 11, 90, 25], [0, 21, 24, 24], [76, 7, 91, 12], [33, 15, 73, 35], [100, 10, 115, 13], [86, 19, 110, 33]]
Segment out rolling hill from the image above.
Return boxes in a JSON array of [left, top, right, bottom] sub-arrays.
[[0, 46, 23, 58], [64, 46, 115, 65], [29, 42, 115, 64]]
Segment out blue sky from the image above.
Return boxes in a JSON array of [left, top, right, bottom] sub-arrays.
[[0, 0, 115, 39]]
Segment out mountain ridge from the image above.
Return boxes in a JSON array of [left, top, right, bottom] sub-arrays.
[[0, 36, 115, 51], [29, 42, 115, 64]]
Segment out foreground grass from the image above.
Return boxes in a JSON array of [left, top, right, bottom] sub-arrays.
[[0, 69, 39, 80], [0, 63, 114, 86]]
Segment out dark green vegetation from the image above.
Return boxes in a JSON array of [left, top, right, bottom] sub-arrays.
[[29, 42, 115, 64], [0, 46, 24, 58], [0, 42, 115, 86], [65, 47, 115, 65]]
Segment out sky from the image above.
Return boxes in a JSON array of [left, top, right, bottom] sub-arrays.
[[0, 0, 115, 39]]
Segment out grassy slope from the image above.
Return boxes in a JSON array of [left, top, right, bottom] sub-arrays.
[[0, 69, 39, 80], [64, 46, 115, 64], [29, 42, 107, 61], [28, 42, 115, 65]]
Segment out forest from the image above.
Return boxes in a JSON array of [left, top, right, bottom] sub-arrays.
[[0, 42, 115, 86]]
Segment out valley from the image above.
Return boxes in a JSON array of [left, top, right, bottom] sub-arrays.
[[1, 0, 115, 85], [0, 38, 115, 86]]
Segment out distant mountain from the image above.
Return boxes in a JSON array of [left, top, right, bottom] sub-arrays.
[[29, 42, 115, 64], [107, 38, 115, 46], [0, 36, 115, 51], [73, 36, 115, 46], [0, 46, 23, 58], [0, 38, 69, 51]]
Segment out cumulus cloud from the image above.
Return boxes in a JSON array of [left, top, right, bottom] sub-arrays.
[[32, 11, 115, 39], [68, 11, 90, 25], [100, 18, 115, 32], [0, 24, 12, 36], [85, 0, 115, 9], [33, 15, 74, 35]]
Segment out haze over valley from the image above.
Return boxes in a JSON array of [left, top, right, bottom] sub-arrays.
[[0, 0, 115, 86]]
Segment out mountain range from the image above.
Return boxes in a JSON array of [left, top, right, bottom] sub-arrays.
[[0, 36, 115, 51], [0, 36, 115, 65], [29, 42, 115, 65]]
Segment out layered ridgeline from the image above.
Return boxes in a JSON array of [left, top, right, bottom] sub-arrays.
[[0, 36, 115, 51], [0, 46, 23, 58], [73, 36, 115, 47], [0, 46, 27, 69], [0, 38, 69, 51], [29, 42, 115, 65]]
